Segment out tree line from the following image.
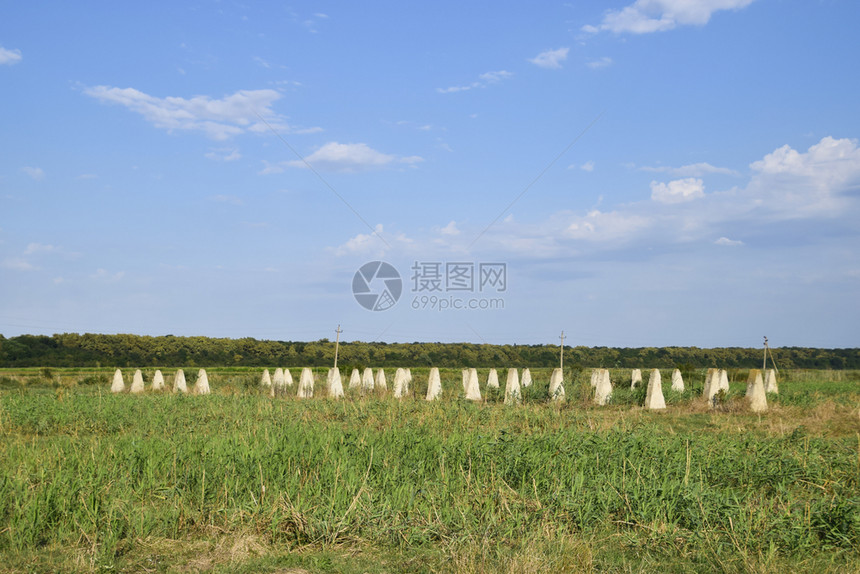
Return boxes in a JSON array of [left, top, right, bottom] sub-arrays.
[[0, 333, 857, 370]]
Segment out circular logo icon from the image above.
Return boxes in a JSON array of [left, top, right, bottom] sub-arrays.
[[352, 261, 402, 311]]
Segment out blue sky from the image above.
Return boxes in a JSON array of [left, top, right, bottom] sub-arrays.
[[2, 0, 859, 348]]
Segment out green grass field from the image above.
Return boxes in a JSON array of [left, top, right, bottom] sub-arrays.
[[1, 367, 858, 573]]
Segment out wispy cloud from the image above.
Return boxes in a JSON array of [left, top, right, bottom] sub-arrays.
[[714, 237, 743, 246], [205, 147, 242, 161], [0, 46, 22, 65], [584, 0, 755, 35], [650, 177, 705, 204], [529, 47, 569, 69], [283, 142, 423, 173], [641, 162, 739, 177], [83, 86, 303, 140], [437, 70, 513, 94], [21, 166, 45, 181], [586, 56, 613, 69]]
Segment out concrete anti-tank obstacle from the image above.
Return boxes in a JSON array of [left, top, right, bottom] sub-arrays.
[[328, 368, 344, 398], [272, 368, 291, 397], [375, 369, 387, 392], [504, 368, 521, 405], [393, 368, 407, 398], [671, 368, 684, 392], [549, 368, 565, 401], [298, 367, 314, 398], [594, 368, 612, 405], [426, 367, 442, 400], [261, 369, 272, 387], [404, 368, 412, 395], [465, 368, 481, 401], [631, 369, 642, 389], [361, 368, 375, 393], [703, 368, 717, 401], [487, 368, 499, 389], [194, 369, 211, 395], [644, 369, 666, 410], [152, 370, 165, 391], [461, 369, 469, 392], [110, 369, 125, 393], [590, 369, 600, 388], [348, 368, 361, 389], [746, 369, 768, 413], [173, 369, 187, 393], [273, 368, 285, 388], [130, 369, 145, 394], [718, 369, 730, 393], [764, 369, 778, 394], [521, 368, 533, 388]]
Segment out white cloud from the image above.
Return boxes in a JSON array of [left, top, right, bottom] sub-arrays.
[[651, 178, 705, 204], [437, 70, 513, 94], [746, 136, 860, 218], [333, 224, 413, 257], [84, 86, 291, 140], [0, 46, 22, 65], [587, 0, 755, 34], [439, 221, 460, 236], [91, 268, 125, 282], [2, 258, 36, 271], [529, 48, 570, 69], [24, 243, 55, 256], [205, 148, 242, 161], [641, 162, 739, 177], [21, 166, 45, 181], [580, 161, 595, 172], [565, 209, 654, 242], [586, 57, 613, 69], [714, 237, 743, 246], [208, 194, 244, 205], [286, 142, 422, 173]]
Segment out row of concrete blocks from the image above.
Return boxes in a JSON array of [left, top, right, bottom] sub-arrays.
[[590, 368, 778, 412], [260, 367, 565, 403], [109, 368, 210, 394]]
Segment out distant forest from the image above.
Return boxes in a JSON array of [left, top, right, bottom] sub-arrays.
[[0, 333, 857, 370]]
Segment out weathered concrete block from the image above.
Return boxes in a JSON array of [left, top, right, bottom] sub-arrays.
[[644, 369, 666, 410]]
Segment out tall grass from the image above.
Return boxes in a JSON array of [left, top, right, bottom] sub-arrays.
[[0, 370, 858, 572]]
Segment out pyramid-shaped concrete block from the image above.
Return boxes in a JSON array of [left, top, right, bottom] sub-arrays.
[[644, 369, 666, 410], [702, 368, 718, 400], [110, 369, 125, 393], [764, 369, 778, 394], [404, 368, 412, 395], [426, 367, 442, 400], [130, 369, 145, 394], [521, 368, 533, 388], [631, 369, 642, 389], [594, 369, 612, 405], [465, 368, 482, 401], [361, 368, 375, 393], [348, 368, 361, 389], [590, 369, 600, 388], [273, 368, 285, 387], [194, 369, 210, 395], [261, 369, 272, 387], [549, 368, 565, 401], [746, 369, 768, 412], [504, 368, 521, 405], [671, 369, 684, 392], [718, 369, 730, 393], [461, 369, 469, 392], [375, 369, 387, 392], [298, 367, 314, 398], [173, 369, 187, 393], [487, 368, 499, 389], [328, 368, 344, 398], [393, 368, 407, 398], [152, 370, 165, 391]]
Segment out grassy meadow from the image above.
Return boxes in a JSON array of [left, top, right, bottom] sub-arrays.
[[0, 367, 858, 573]]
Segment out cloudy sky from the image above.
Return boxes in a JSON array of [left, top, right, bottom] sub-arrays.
[[1, 1, 859, 348]]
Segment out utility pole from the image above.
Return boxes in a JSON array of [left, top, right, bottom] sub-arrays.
[[334, 325, 342, 369], [762, 336, 768, 371], [559, 330, 565, 372]]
